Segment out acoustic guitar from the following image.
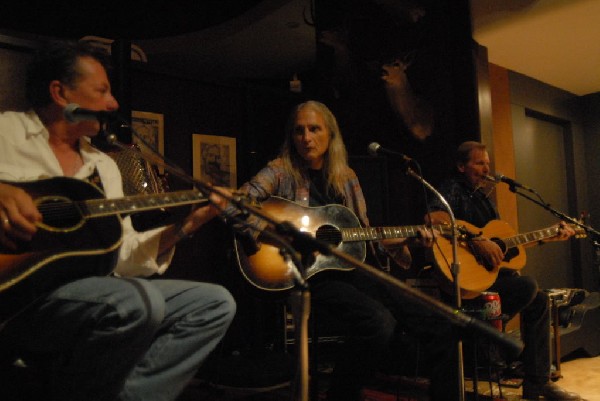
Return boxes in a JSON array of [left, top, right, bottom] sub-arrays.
[[0, 176, 209, 324], [432, 219, 586, 299], [234, 196, 451, 291]]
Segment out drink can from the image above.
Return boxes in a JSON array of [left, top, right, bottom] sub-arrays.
[[480, 291, 502, 331]]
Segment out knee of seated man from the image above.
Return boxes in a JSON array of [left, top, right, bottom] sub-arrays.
[[108, 278, 166, 335], [184, 283, 237, 325], [370, 307, 396, 343]]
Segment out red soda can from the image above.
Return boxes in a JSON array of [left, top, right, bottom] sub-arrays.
[[480, 291, 502, 331]]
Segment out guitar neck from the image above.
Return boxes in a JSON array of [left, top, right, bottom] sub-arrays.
[[82, 190, 208, 218], [503, 226, 562, 249], [341, 224, 447, 242]]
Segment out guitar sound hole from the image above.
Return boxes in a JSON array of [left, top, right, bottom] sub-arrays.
[[315, 225, 343, 246], [492, 238, 507, 254], [38, 198, 83, 229], [504, 247, 520, 262]]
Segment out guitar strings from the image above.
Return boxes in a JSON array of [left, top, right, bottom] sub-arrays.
[[37, 201, 83, 223]]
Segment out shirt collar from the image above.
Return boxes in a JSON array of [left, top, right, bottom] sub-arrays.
[[24, 110, 49, 139]]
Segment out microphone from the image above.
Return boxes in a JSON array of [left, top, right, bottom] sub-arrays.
[[487, 173, 532, 191], [484, 175, 499, 183], [367, 142, 412, 162], [64, 103, 120, 123]]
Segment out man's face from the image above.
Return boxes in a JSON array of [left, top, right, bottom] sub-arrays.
[[458, 148, 490, 188], [61, 56, 119, 136], [292, 107, 331, 170]]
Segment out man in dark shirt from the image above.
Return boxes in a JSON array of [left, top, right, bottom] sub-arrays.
[[427, 141, 580, 401]]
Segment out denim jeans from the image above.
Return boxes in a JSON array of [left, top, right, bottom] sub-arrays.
[[488, 272, 551, 384], [309, 272, 399, 401], [0, 276, 236, 401]]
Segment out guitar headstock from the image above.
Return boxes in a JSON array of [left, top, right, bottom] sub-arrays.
[[573, 226, 588, 239], [572, 212, 589, 239]]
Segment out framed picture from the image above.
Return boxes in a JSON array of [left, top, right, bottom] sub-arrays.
[[131, 111, 164, 173], [192, 134, 237, 188], [131, 111, 164, 151]]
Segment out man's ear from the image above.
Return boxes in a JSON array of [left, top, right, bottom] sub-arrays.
[[457, 162, 465, 173], [48, 80, 69, 107]]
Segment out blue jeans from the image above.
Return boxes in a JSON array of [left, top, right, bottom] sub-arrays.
[[309, 273, 397, 401], [488, 272, 550, 384], [1, 276, 236, 401]]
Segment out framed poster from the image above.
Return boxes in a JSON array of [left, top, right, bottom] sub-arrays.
[[131, 111, 164, 154], [131, 111, 164, 173], [192, 134, 237, 188]]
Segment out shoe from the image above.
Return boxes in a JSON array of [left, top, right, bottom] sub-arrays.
[[522, 381, 581, 401]]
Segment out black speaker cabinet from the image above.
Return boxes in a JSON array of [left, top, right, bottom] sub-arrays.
[[558, 291, 600, 358]]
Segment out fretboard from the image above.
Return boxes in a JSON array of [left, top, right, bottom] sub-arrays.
[[82, 190, 207, 217], [341, 224, 448, 242], [503, 226, 561, 249]]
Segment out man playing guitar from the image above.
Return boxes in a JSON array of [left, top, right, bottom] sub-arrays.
[[426, 141, 579, 401], [0, 40, 235, 401]]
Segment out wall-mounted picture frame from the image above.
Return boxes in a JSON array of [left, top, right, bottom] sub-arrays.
[[131, 110, 164, 173], [192, 134, 237, 188]]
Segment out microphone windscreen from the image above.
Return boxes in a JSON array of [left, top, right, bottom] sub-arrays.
[[63, 103, 82, 123], [367, 142, 381, 157]]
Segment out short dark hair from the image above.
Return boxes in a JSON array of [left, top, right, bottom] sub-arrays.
[[25, 40, 111, 108], [456, 141, 486, 165]]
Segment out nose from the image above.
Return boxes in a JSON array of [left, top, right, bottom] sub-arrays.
[[107, 94, 119, 111], [300, 129, 312, 142]]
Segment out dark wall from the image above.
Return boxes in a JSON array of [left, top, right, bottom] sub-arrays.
[[312, 0, 479, 226], [579, 92, 600, 290], [0, 46, 32, 111], [507, 71, 599, 292]]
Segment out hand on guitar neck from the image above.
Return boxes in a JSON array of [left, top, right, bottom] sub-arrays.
[[536, 221, 576, 243]]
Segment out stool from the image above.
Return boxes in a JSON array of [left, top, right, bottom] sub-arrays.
[[468, 316, 509, 401], [462, 305, 510, 401]]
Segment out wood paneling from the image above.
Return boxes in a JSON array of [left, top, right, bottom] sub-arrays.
[[489, 63, 519, 231]]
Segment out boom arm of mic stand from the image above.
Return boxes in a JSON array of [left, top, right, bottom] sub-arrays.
[[512, 187, 600, 239]]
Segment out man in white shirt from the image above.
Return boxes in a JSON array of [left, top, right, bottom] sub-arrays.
[[0, 40, 236, 401]]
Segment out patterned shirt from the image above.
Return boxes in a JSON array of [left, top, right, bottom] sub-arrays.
[[235, 158, 411, 269], [240, 158, 369, 225], [428, 175, 499, 228]]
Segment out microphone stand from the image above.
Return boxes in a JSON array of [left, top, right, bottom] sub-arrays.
[[506, 184, 600, 239], [404, 164, 465, 401]]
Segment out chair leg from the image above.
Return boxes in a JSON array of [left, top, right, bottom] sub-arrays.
[[472, 339, 480, 401]]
